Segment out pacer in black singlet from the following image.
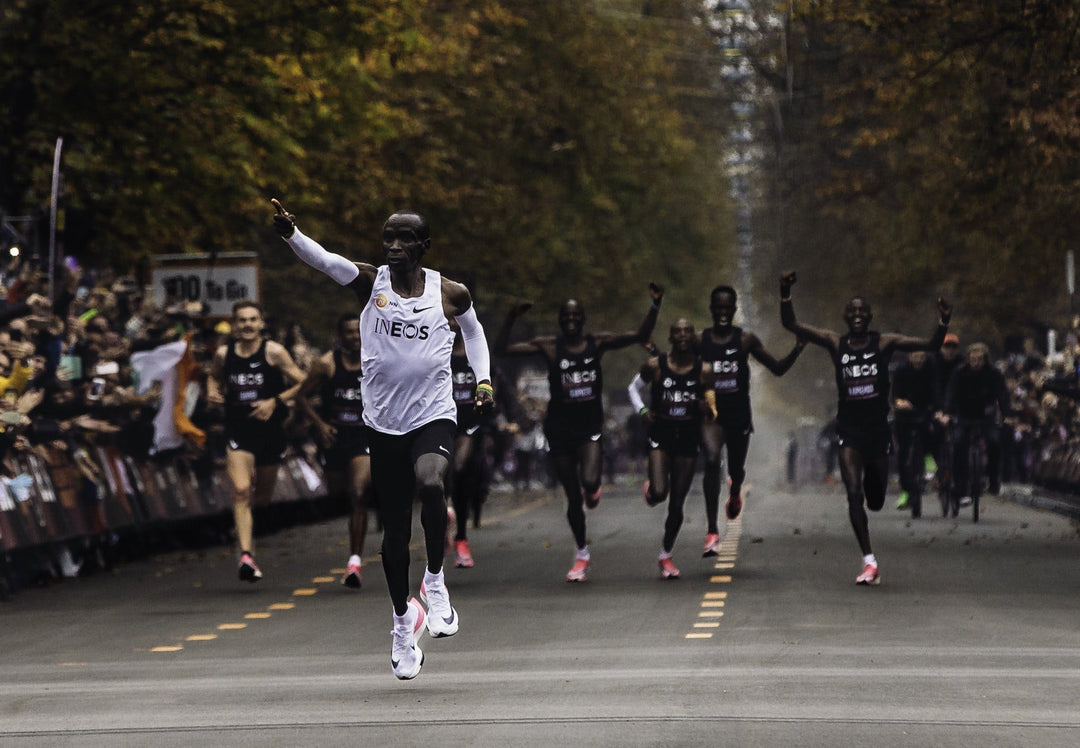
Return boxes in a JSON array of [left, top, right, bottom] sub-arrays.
[[447, 330, 501, 569], [627, 319, 716, 579], [209, 301, 306, 583], [697, 285, 804, 557], [296, 313, 374, 589], [780, 271, 951, 586], [495, 285, 663, 583]]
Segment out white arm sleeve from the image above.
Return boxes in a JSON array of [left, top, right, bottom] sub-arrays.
[[628, 372, 648, 412], [455, 305, 491, 384], [285, 228, 360, 286]]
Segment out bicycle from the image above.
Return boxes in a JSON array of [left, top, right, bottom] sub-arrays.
[[936, 423, 956, 518], [953, 418, 991, 523], [895, 416, 929, 518]]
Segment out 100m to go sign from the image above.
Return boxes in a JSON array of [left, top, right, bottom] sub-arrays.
[[162, 275, 249, 303]]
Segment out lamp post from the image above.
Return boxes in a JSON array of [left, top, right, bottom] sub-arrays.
[[48, 136, 63, 300]]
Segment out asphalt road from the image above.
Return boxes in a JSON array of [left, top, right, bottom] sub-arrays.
[[1, 446, 1079, 746]]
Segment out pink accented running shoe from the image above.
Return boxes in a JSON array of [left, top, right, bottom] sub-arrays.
[[702, 533, 721, 558], [454, 539, 474, 568], [566, 558, 589, 582], [342, 562, 362, 589], [725, 485, 743, 520], [855, 563, 881, 586], [391, 597, 426, 680], [238, 552, 262, 583], [658, 556, 681, 579]]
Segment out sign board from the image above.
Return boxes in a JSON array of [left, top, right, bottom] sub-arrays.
[[149, 253, 259, 319]]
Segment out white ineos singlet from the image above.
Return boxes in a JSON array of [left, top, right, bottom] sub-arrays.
[[360, 266, 456, 435]]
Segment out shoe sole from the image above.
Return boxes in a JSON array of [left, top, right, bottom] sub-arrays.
[[856, 576, 881, 586], [342, 574, 362, 589], [238, 566, 261, 582], [702, 549, 719, 558], [725, 500, 742, 520], [455, 559, 474, 568]]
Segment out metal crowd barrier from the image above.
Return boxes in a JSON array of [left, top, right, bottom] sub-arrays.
[[0, 447, 328, 557]]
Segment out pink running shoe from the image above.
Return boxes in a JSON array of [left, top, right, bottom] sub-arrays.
[[725, 486, 743, 520], [702, 533, 721, 558], [566, 558, 589, 582], [658, 556, 681, 579], [454, 539, 474, 568], [855, 563, 881, 586], [342, 562, 362, 589], [238, 552, 262, 583]]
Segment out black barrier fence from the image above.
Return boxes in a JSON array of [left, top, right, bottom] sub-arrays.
[[0, 446, 331, 593], [1030, 439, 1080, 494]]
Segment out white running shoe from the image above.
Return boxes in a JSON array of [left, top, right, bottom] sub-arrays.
[[420, 575, 459, 638], [391, 597, 426, 680]]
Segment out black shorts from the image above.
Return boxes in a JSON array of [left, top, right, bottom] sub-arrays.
[[648, 420, 701, 459], [227, 421, 287, 467], [544, 415, 604, 453], [368, 419, 456, 489], [708, 412, 754, 437], [322, 428, 370, 471], [836, 421, 893, 457]]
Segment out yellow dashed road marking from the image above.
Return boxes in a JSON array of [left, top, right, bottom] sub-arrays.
[[687, 517, 742, 640], [147, 493, 568, 654]]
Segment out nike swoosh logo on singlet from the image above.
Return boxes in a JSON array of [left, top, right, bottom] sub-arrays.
[[413, 305, 434, 313], [725, 348, 738, 355]]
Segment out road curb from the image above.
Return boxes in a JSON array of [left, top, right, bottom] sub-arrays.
[[1000, 484, 1080, 520]]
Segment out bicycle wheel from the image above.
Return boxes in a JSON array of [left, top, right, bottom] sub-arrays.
[[908, 431, 923, 518], [937, 463, 951, 517]]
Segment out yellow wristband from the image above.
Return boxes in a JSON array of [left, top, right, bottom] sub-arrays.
[[475, 383, 494, 397]]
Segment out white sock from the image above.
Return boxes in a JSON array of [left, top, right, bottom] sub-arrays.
[[576, 546, 590, 561], [424, 567, 445, 587], [863, 554, 877, 567], [392, 606, 409, 626], [658, 549, 673, 560], [348, 554, 361, 568]]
